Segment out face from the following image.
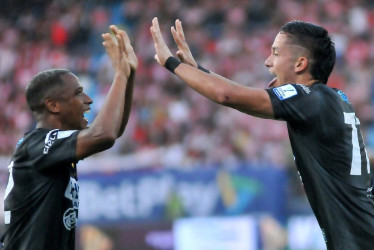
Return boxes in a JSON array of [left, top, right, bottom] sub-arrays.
[[265, 33, 301, 88], [57, 73, 93, 130]]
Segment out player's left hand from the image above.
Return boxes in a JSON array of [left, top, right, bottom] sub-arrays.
[[110, 25, 138, 72], [150, 17, 173, 66], [102, 30, 131, 78], [171, 19, 198, 68]]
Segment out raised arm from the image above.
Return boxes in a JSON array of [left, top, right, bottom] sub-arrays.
[[110, 25, 138, 137], [76, 27, 131, 160], [150, 17, 274, 119]]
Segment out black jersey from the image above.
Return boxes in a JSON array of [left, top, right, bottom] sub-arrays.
[[1, 128, 80, 250], [267, 83, 374, 249]]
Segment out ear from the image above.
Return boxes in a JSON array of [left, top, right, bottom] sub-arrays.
[[294, 56, 308, 73], [44, 98, 61, 114]]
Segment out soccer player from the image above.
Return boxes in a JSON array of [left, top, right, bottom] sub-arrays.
[[150, 17, 374, 249], [1, 25, 137, 250]]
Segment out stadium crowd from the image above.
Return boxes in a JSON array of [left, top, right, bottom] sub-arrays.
[[1, 0, 374, 170]]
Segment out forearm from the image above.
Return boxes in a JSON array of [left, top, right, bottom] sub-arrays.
[[118, 71, 135, 137], [174, 63, 274, 118], [174, 63, 240, 104], [90, 72, 128, 139]]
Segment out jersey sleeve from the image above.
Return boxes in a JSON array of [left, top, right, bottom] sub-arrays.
[[26, 129, 80, 171], [265, 84, 322, 125]]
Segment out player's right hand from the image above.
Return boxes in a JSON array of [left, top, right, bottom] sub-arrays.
[[102, 29, 131, 78], [171, 19, 198, 68], [150, 17, 174, 66]]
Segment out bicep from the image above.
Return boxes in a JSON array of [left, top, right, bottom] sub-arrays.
[[76, 128, 115, 160]]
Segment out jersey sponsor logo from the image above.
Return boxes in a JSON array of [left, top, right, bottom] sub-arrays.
[[63, 208, 77, 230], [43, 129, 76, 154], [43, 129, 59, 154], [273, 84, 297, 100]]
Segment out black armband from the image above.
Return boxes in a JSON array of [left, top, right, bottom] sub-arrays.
[[165, 57, 181, 73], [198, 64, 210, 74]]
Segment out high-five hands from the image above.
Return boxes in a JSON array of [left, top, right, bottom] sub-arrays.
[[102, 25, 137, 78], [171, 19, 198, 68], [150, 17, 173, 66], [110, 25, 138, 73], [150, 17, 198, 68]]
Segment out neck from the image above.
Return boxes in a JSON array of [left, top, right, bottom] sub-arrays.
[[304, 79, 318, 86], [34, 112, 62, 130], [295, 74, 318, 86]]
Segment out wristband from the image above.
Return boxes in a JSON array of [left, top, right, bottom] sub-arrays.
[[165, 57, 181, 73], [198, 64, 210, 74]]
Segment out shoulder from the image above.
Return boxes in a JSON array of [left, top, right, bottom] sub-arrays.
[[269, 83, 323, 102], [267, 83, 327, 122], [22, 129, 79, 154]]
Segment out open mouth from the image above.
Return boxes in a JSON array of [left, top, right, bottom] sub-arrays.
[[83, 109, 90, 122]]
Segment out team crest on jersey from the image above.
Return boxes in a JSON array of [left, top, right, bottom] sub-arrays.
[[63, 177, 79, 230], [63, 208, 77, 230], [273, 84, 297, 100]]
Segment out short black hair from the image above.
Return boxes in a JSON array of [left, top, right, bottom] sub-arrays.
[[280, 20, 336, 84], [26, 69, 70, 111]]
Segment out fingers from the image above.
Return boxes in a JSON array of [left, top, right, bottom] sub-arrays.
[[102, 32, 115, 49], [109, 25, 120, 35], [171, 26, 178, 43], [108, 24, 138, 71], [116, 34, 124, 55], [120, 30, 134, 57], [150, 17, 158, 42], [150, 17, 175, 66], [102, 26, 132, 77], [150, 17, 166, 44], [175, 19, 185, 41], [109, 25, 133, 54], [102, 31, 123, 62], [110, 25, 127, 54], [171, 21, 189, 52]]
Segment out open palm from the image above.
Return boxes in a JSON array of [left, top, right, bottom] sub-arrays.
[[110, 25, 138, 72]]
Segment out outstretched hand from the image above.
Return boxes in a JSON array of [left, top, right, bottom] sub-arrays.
[[102, 26, 131, 78], [150, 17, 173, 66], [110, 25, 138, 72], [171, 19, 197, 68]]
